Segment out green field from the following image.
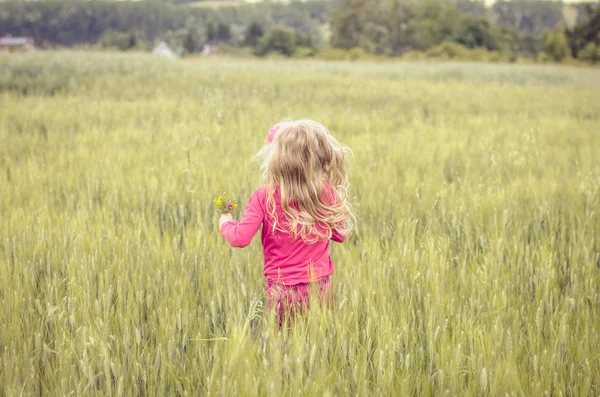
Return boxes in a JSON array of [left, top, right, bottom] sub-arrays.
[[1, 52, 600, 396]]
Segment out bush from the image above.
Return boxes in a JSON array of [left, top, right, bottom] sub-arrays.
[[401, 42, 512, 62], [537, 52, 552, 63], [464, 47, 493, 61], [486, 51, 503, 63], [348, 47, 366, 61], [401, 50, 426, 60], [578, 42, 600, 64], [99, 31, 140, 51], [292, 46, 317, 59], [254, 27, 297, 57], [316, 46, 352, 61], [217, 45, 254, 57], [425, 41, 471, 59]]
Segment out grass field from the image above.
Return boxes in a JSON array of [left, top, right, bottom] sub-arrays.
[[1, 52, 600, 396]]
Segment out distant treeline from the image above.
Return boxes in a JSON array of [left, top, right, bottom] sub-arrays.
[[330, 0, 598, 61], [0, 0, 598, 63], [0, 1, 331, 47]]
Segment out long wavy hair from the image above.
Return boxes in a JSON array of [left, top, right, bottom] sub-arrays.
[[256, 119, 355, 243]]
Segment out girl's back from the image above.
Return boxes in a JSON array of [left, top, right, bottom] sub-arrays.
[[221, 182, 346, 285], [218, 119, 355, 322]]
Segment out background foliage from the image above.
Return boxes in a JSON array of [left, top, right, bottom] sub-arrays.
[[0, 0, 599, 62]]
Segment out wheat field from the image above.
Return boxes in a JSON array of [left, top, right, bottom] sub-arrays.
[[1, 52, 599, 396]]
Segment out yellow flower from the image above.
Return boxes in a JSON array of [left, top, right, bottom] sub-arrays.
[[214, 192, 237, 214]]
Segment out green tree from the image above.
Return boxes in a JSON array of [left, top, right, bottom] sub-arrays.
[[495, 26, 541, 58], [567, 5, 600, 58], [206, 20, 218, 44], [0, 1, 333, 48], [457, 0, 488, 19], [127, 32, 138, 50], [453, 16, 500, 51], [254, 26, 297, 57], [330, 0, 392, 54], [244, 22, 264, 47], [329, 0, 366, 50], [491, 0, 564, 37], [542, 28, 570, 62], [295, 31, 313, 48], [408, 0, 461, 51], [578, 42, 600, 64], [183, 29, 198, 55], [387, 0, 412, 55], [217, 22, 232, 43]]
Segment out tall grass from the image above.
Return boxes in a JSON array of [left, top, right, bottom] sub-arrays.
[[1, 51, 599, 396]]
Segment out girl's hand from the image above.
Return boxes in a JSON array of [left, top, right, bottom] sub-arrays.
[[219, 213, 233, 229]]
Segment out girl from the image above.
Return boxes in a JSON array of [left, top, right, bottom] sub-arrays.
[[218, 119, 355, 324]]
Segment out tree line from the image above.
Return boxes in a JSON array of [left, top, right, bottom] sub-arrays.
[[0, 1, 330, 49], [0, 0, 598, 63], [330, 0, 599, 62]]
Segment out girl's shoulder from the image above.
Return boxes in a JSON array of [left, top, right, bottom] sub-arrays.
[[255, 185, 280, 196], [244, 186, 269, 214], [252, 185, 271, 205], [254, 185, 268, 194]]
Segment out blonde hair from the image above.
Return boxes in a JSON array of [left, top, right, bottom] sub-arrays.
[[256, 119, 355, 243]]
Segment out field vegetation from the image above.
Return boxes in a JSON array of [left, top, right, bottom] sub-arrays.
[[1, 52, 599, 396]]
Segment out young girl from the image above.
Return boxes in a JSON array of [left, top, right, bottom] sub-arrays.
[[218, 119, 355, 324]]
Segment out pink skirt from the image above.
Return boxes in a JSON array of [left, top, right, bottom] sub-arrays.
[[266, 276, 333, 326]]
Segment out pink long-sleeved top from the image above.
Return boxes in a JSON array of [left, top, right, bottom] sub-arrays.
[[220, 185, 346, 285]]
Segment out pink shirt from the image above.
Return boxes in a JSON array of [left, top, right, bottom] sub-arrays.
[[220, 185, 345, 285]]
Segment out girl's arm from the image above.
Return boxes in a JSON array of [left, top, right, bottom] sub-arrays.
[[219, 188, 265, 248]]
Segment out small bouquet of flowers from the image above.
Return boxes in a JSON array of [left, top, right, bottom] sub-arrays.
[[213, 192, 238, 214]]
